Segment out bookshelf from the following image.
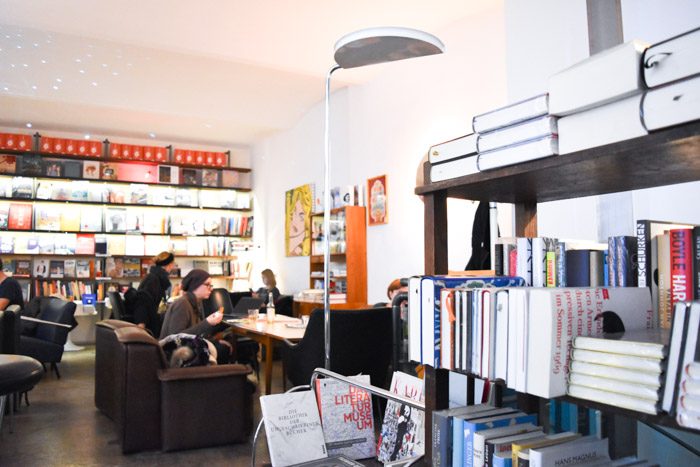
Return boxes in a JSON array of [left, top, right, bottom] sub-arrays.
[[308, 205, 368, 305], [414, 121, 700, 458], [0, 138, 255, 302]]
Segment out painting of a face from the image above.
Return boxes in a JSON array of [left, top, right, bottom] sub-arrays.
[[285, 184, 313, 256], [367, 175, 387, 226]]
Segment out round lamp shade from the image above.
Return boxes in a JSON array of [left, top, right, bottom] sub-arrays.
[[333, 26, 445, 69]]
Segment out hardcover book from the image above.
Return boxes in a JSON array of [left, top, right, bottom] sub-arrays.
[[260, 390, 328, 467], [14, 260, 31, 277], [101, 163, 118, 180], [76, 260, 91, 278], [38, 236, 55, 254], [129, 184, 149, 205], [104, 208, 127, 233], [82, 160, 100, 179], [8, 203, 33, 230], [34, 206, 61, 231], [51, 181, 71, 201], [80, 207, 103, 232], [106, 257, 124, 278], [0, 205, 7, 230], [69, 181, 89, 202], [429, 133, 477, 164], [125, 211, 143, 232], [42, 159, 64, 177], [122, 258, 141, 277], [11, 177, 33, 198], [201, 168, 219, 187], [75, 233, 96, 255], [64, 259, 77, 278], [315, 375, 375, 460], [377, 372, 424, 463], [18, 154, 42, 176], [49, 260, 65, 278], [472, 93, 549, 133], [60, 207, 82, 232], [106, 235, 126, 256], [54, 234, 77, 255], [35, 181, 53, 200], [181, 168, 200, 186], [0, 154, 17, 174], [63, 160, 82, 179], [33, 259, 50, 278], [157, 165, 179, 184]]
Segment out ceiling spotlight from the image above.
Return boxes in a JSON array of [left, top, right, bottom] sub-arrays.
[[52, 85, 59, 90], [55, 78, 62, 82], [84, 134, 91, 140], [25, 123, 32, 128], [31, 85, 37, 90], [148, 132, 156, 139], [41, 59, 47, 64], [91, 81, 98, 86], [79, 69, 85, 74]]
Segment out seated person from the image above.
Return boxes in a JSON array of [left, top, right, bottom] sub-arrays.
[[0, 258, 24, 311], [252, 269, 280, 305], [374, 278, 409, 307], [160, 269, 231, 364]]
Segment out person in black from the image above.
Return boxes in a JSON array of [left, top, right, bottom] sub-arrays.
[[252, 269, 280, 305], [132, 251, 176, 336], [0, 258, 24, 311]]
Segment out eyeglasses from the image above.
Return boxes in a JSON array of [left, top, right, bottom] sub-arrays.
[[203, 282, 214, 289]]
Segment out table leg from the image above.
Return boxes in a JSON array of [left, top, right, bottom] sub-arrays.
[[264, 336, 273, 395]]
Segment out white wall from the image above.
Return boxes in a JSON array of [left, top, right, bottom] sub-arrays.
[[252, 3, 508, 302], [505, 0, 700, 241]]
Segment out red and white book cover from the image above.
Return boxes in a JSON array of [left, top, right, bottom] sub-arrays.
[[315, 375, 375, 460], [670, 228, 693, 307], [8, 203, 33, 230], [377, 372, 424, 463]]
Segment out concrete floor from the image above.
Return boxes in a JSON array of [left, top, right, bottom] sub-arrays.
[[0, 347, 275, 466]]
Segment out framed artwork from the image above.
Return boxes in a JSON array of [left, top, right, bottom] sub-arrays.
[[367, 175, 388, 226], [285, 184, 313, 256]]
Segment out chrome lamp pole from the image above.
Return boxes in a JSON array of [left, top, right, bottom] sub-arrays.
[[323, 27, 444, 369]]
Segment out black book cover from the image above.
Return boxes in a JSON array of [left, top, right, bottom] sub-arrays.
[[63, 160, 83, 179], [693, 226, 700, 300], [565, 249, 590, 287], [18, 154, 42, 176]]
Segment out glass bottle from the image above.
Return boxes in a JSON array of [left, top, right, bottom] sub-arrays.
[[266, 293, 276, 323]]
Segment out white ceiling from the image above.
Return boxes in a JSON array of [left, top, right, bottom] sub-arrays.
[[0, 0, 487, 147]]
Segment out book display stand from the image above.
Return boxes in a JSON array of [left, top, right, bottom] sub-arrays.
[[415, 121, 700, 458]]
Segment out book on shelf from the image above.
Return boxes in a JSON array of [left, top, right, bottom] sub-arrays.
[[175, 188, 198, 207], [54, 233, 77, 255], [64, 259, 77, 278], [94, 235, 107, 255], [14, 260, 31, 277], [63, 160, 82, 179], [75, 233, 96, 255], [107, 235, 126, 256], [570, 360, 661, 388], [80, 206, 103, 232], [568, 372, 660, 402], [0, 236, 14, 253], [511, 431, 581, 467], [157, 165, 178, 184], [429, 133, 477, 164], [286, 454, 364, 467], [34, 206, 61, 231], [42, 159, 64, 178], [125, 211, 144, 233], [60, 206, 81, 232], [477, 115, 558, 153], [0, 155, 17, 174], [528, 435, 609, 467], [69, 181, 89, 201], [122, 258, 141, 278], [527, 287, 653, 398], [573, 328, 669, 359], [0, 205, 7, 230], [636, 220, 697, 290], [642, 74, 700, 131], [315, 375, 375, 460], [49, 260, 65, 278], [670, 301, 700, 416], [129, 183, 148, 204], [106, 257, 124, 278], [35, 180, 53, 199], [101, 163, 118, 180], [670, 228, 693, 309], [82, 160, 100, 179], [201, 168, 219, 187], [124, 235, 145, 256], [472, 93, 549, 134], [88, 184, 107, 203], [33, 259, 50, 278], [18, 154, 42, 176], [432, 404, 497, 467], [472, 423, 542, 467], [429, 155, 479, 183], [14, 236, 39, 254], [52, 181, 71, 201], [149, 186, 176, 206], [571, 348, 663, 374], [145, 235, 170, 256], [76, 259, 91, 278], [259, 390, 328, 467], [8, 203, 33, 230], [11, 177, 33, 198], [377, 371, 425, 463], [105, 208, 127, 233], [462, 411, 537, 467], [476, 135, 558, 171]]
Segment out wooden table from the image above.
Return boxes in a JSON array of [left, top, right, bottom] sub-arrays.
[[225, 315, 306, 395], [292, 300, 371, 317]]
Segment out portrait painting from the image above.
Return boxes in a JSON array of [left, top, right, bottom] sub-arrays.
[[285, 183, 313, 256], [367, 175, 388, 226]]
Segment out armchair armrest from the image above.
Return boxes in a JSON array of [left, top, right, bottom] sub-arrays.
[[157, 363, 251, 382], [21, 316, 72, 329]]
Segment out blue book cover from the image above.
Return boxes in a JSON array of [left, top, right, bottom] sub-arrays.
[[463, 413, 537, 467], [493, 451, 513, 467], [423, 275, 526, 367], [451, 408, 517, 467]]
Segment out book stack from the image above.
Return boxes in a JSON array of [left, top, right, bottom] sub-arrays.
[[408, 275, 654, 398], [427, 133, 478, 183], [566, 329, 668, 415], [472, 94, 558, 171], [676, 362, 700, 429]]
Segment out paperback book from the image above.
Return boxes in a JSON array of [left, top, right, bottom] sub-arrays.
[[377, 372, 424, 463]]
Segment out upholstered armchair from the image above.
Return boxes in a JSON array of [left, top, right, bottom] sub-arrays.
[[18, 297, 76, 378], [94, 320, 254, 453], [282, 307, 393, 389]]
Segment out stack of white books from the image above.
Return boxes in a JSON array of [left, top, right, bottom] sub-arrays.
[[472, 94, 558, 171], [676, 361, 700, 429], [566, 329, 668, 415]]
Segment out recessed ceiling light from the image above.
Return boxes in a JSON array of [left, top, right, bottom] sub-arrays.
[[10, 64, 15, 68], [91, 81, 98, 86], [52, 85, 59, 90], [40, 59, 47, 64], [55, 78, 62, 82], [148, 132, 156, 139], [79, 69, 85, 74], [31, 85, 37, 90], [75, 58, 81, 63], [111, 71, 119, 76], [25, 123, 32, 128], [33, 43, 39, 47], [2, 87, 9, 92], [86, 53, 92, 58], [84, 134, 91, 140], [204, 123, 212, 128], [101, 63, 108, 68], [22, 63, 28, 68], [16, 45, 21, 49]]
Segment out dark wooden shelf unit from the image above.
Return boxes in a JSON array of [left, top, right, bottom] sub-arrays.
[[416, 121, 700, 459]]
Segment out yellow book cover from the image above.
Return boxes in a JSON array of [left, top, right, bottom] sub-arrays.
[[60, 206, 81, 232], [512, 432, 580, 467]]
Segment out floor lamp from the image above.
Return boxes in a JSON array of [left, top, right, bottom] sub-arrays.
[[323, 27, 445, 369]]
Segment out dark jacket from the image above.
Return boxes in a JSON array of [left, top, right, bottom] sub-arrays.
[[255, 287, 280, 305], [133, 265, 171, 336], [159, 292, 215, 339]]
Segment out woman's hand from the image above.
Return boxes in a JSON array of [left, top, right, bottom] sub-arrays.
[[207, 308, 224, 325]]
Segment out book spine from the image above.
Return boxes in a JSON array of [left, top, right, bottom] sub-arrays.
[[694, 226, 700, 300], [531, 238, 547, 288], [545, 251, 557, 287], [516, 238, 532, 286], [670, 229, 693, 307], [432, 411, 451, 467], [589, 250, 604, 287], [608, 236, 617, 287], [556, 242, 566, 287], [494, 243, 504, 276], [615, 236, 637, 287], [509, 248, 517, 280], [658, 233, 672, 328], [637, 220, 651, 287]]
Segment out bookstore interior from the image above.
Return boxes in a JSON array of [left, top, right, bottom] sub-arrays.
[[1, 2, 700, 466]]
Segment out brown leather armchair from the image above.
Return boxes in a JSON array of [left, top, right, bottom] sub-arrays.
[[94, 320, 254, 453]]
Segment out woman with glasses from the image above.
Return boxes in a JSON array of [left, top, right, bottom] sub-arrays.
[[159, 268, 231, 364]]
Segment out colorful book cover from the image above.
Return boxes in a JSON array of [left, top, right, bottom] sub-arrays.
[[0, 236, 13, 253], [201, 169, 219, 187], [0, 154, 17, 174], [0, 205, 7, 230], [157, 165, 179, 184], [69, 181, 89, 202], [378, 372, 425, 463], [670, 228, 693, 308], [64, 259, 77, 278], [129, 184, 149, 204], [122, 258, 141, 277], [54, 234, 77, 255], [104, 208, 127, 233], [75, 233, 96, 255], [34, 206, 61, 231], [106, 257, 124, 278], [14, 259, 31, 277], [33, 259, 50, 278], [42, 159, 63, 177], [18, 154, 42, 176], [260, 390, 328, 467], [51, 181, 72, 201], [49, 260, 65, 278], [60, 207, 82, 232], [82, 160, 101, 179], [80, 207, 103, 232], [316, 375, 375, 460], [8, 203, 33, 230], [76, 259, 91, 278]]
